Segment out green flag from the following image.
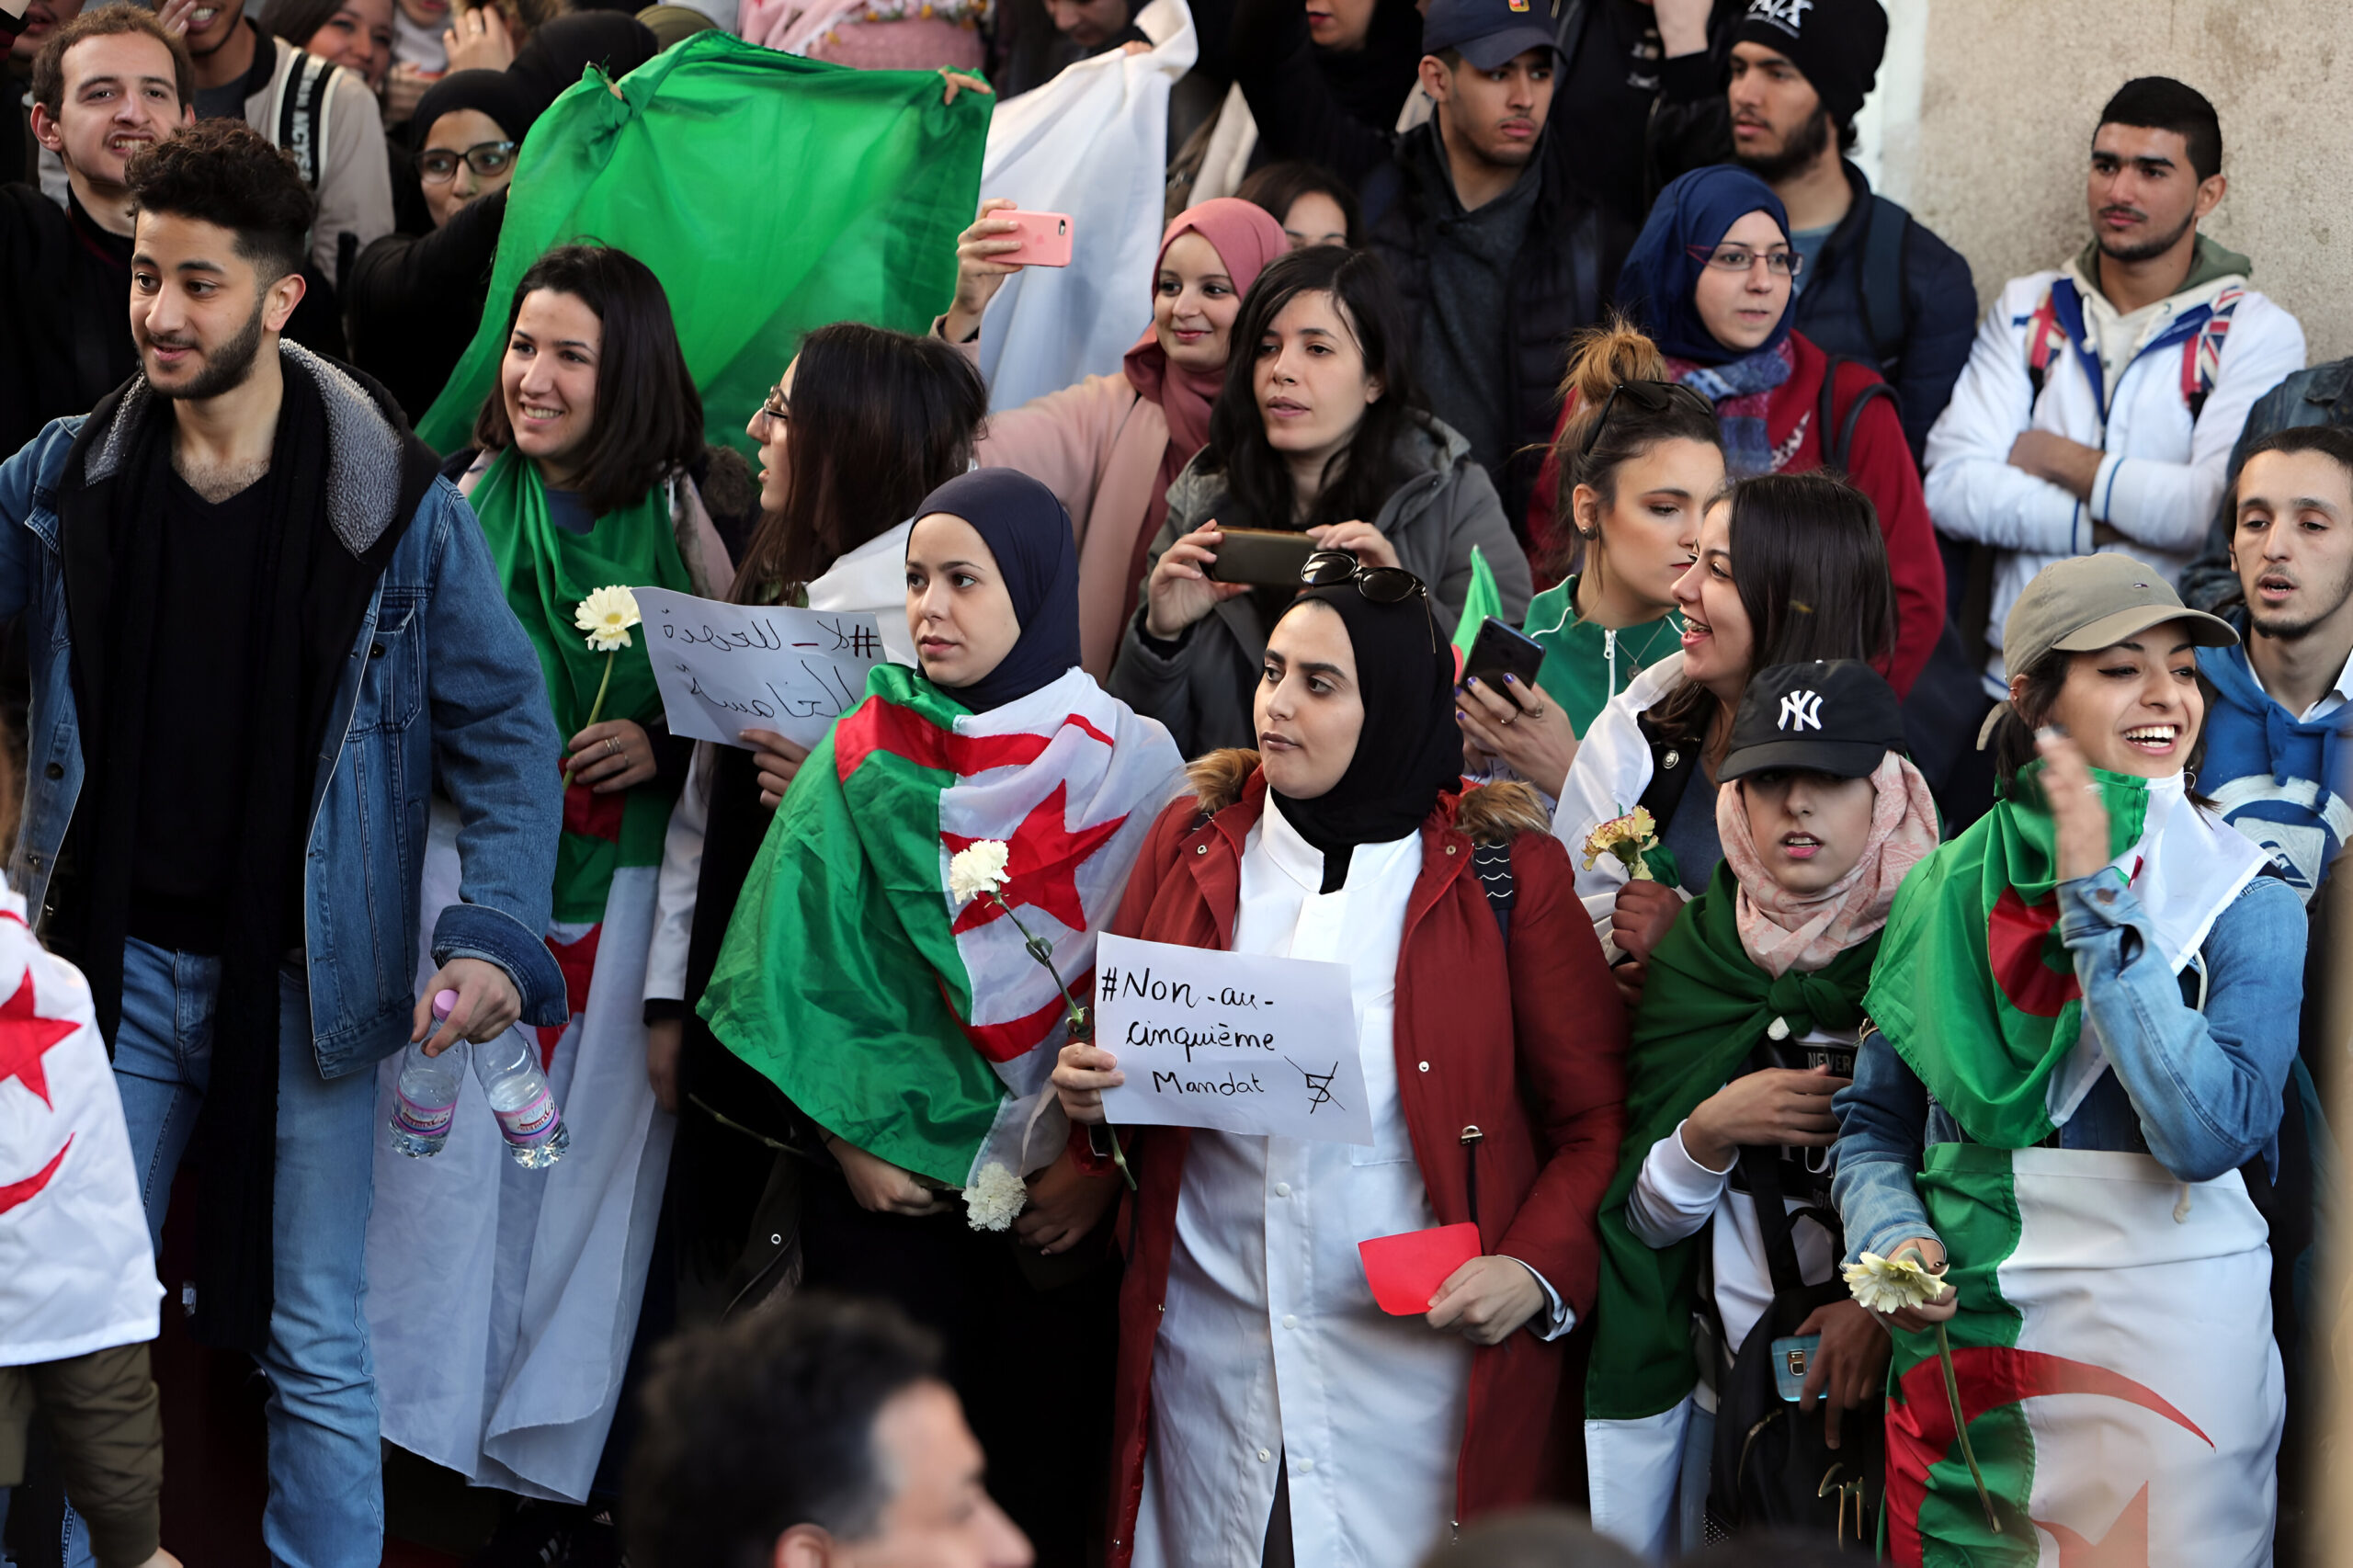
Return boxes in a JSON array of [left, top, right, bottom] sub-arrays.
[[1450, 543, 1502, 660], [417, 34, 988, 455]]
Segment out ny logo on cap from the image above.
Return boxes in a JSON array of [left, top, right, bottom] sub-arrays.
[[1778, 690, 1824, 732], [1748, 0, 1813, 27]]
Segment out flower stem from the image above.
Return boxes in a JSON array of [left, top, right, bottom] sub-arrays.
[[1936, 1322, 2000, 1534], [993, 892, 1137, 1192], [563, 651, 619, 782]]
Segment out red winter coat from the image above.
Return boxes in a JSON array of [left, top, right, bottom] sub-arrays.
[[1093, 756, 1629, 1566], [1527, 331, 1947, 697]]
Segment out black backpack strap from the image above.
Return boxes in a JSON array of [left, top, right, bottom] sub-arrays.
[[1859, 195, 1911, 377], [1816, 355, 1900, 474], [1472, 837, 1517, 944]]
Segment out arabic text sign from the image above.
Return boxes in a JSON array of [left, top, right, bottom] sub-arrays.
[[1093, 933, 1371, 1143], [635, 587, 885, 748]]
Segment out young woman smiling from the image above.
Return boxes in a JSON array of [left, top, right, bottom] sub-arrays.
[[1552, 472, 1896, 991], [1459, 319, 1726, 799], [365, 244, 733, 1504], [1527, 165, 1945, 698], [940, 196, 1289, 676], [1834, 553, 2302, 1565], [1054, 567, 1624, 1568], [1111, 244, 1531, 757]]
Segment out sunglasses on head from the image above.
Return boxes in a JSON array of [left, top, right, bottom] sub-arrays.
[[1299, 550, 1436, 651], [1579, 379, 1718, 458]]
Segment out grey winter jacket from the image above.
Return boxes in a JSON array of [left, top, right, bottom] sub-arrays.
[[1108, 413, 1532, 758]]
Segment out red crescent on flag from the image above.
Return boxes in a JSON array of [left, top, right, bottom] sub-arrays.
[[1884, 1345, 2208, 1566], [0, 1133, 72, 1216], [1987, 887, 2080, 1017]]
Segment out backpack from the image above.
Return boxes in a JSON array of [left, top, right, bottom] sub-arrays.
[[267, 48, 341, 196], [1854, 194, 1912, 381], [2022, 278, 2246, 421], [1813, 356, 1899, 477]]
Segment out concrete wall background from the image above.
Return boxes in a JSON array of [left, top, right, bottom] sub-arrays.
[[1862, 0, 2349, 364]]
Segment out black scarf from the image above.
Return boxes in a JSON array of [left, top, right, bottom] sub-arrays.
[[1269, 583, 1461, 892], [53, 347, 432, 1351]]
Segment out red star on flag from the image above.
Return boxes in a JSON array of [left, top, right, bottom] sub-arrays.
[[0, 967, 78, 1110], [944, 783, 1128, 937]]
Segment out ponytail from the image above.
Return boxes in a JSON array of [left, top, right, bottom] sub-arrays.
[[1542, 315, 1722, 579]]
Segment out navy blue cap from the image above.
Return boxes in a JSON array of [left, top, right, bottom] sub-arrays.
[[1421, 0, 1561, 71]]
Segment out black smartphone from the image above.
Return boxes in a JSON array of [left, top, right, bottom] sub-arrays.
[[1202, 528, 1319, 587], [1462, 617, 1546, 710]]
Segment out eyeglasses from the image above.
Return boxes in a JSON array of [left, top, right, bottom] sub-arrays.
[[418, 140, 517, 184], [1579, 379, 1718, 457], [1300, 550, 1435, 650], [1686, 243, 1802, 278], [753, 383, 790, 426]]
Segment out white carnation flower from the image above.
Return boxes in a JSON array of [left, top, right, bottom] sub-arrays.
[[948, 840, 1011, 903], [574, 585, 642, 652], [962, 1162, 1026, 1232]]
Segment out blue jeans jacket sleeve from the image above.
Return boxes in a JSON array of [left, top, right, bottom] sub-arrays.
[[417, 482, 567, 1026], [1832, 1031, 1938, 1267], [0, 420, 75, 622], [2058, 865, 2304, 1182]]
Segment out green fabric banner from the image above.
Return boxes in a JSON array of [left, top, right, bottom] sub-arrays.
[[1586, 862, 1881, 1420], [417, 33, 990, 456], [1864, 761, 2148, 1151]]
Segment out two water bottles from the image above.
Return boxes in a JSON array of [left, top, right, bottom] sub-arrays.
[[388, 989, 572, 1167]]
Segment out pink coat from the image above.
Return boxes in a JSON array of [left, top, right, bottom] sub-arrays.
[[973, 370, 1173, 679]]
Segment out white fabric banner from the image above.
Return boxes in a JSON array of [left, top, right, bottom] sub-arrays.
[[972, 0, 1197, 413]]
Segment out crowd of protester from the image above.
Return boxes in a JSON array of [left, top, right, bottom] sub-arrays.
[[0, 0, 2347, 1562]]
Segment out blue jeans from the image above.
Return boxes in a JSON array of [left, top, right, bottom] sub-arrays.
[[63, 939, 383, 1568]]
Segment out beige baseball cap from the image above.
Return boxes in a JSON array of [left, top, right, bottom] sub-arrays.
[[2000, 552, 2237, 680]]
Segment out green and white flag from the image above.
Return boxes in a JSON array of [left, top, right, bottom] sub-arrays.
[[699, 665, 1183, 1191]]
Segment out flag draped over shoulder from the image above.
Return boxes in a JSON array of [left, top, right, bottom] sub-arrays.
[[1586, 863, 1880, 1421], [699, 664, 1183, 1188], [417, 33, 988, 456]]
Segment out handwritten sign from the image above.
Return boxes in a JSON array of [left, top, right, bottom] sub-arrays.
[[1092, 933, 1372, 1144], [635, 588, 887, 749]]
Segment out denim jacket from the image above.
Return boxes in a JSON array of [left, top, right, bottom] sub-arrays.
[[1832, 866, 2306, 1264], [0, 381, 567, 1080]]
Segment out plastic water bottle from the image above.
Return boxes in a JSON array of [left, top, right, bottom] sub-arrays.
[[473, 1028, 571, 1169], [387, 990, 467, 1157]]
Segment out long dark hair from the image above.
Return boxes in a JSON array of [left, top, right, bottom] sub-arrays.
[[265, 0, 353, 53], [1543, 314, 1723, 581], [1201, 244, 1419, 532], [1234, 160, 1365, 250], [473, 242, 704, 517], [1651, 471, 1897, 742], [728, 322, 989, 603]]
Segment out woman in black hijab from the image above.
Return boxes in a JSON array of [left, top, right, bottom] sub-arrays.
[[1054, 554, 1631, 1566], [507, 11, 658, 116]]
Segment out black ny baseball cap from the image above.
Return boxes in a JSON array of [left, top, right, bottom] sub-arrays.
[[1720, 660, 1907, 782], [1422, 0, 1561, 71]]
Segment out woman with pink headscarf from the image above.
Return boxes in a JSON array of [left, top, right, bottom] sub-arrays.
[[938, 196, 1290, 676]]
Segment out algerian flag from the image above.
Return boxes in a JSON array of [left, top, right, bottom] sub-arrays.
[[417, 34, 986, 456], [1886, 1144, 2280, 1566], [699, 665, 1183, 1191], [1450, 544, 1503, 662]]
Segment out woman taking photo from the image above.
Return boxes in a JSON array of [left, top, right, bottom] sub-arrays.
[[1553, 472, 1896, 981], [1529, 165, 1943, 698], [640, 321, 989, 1286], [1457, 320, 1726, 800], [364, 243, 728, 1505], [1586, 661, 1938, 1559], [1055, 562, 1627, 1567], [1111, 244, 1531, 757], [943, 195, 1290, 676], [699, 470, 1184, 1563], [1835, 554, 2299, 1567]]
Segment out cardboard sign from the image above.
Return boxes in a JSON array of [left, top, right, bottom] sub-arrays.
[[635, 587, 886, 748], [1092, 933, 1372, 1144], [1358, 1223, 1483, 1315]]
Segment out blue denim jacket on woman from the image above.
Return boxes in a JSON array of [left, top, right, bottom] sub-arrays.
[[0, 406, 568, 1080], [1832, 865, 2307, 1264]]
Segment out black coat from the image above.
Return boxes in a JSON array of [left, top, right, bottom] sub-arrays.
[[0, 185, 139, 456], [343, 187, 507, 434]]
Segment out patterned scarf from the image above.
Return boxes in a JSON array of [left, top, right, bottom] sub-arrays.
[[1670, 338, 1795, 478]]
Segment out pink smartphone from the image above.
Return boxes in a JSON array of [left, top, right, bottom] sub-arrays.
[[997, 210, 1074, 268]]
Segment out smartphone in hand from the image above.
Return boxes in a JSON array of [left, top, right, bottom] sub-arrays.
[[995, 210, 1074, 268], [1201, 528, 1318, 588], [1462, 617, 1546, 710]]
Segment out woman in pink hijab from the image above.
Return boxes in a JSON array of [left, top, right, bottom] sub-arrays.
[[938, 196, 1290, 676]]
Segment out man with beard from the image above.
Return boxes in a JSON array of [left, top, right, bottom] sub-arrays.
[[1646, 0, 1973, 464], [1246, 0, 1631, 526], [0, 119, 564, 1565], [2198, 426, 2353, 903], [1922, 77, 2304, 698], [2, 6, 190, 454]]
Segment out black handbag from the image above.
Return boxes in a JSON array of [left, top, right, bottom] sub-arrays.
[[1703, 1144, 1884, 1549]]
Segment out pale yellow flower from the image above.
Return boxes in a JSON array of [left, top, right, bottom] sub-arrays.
[[1580, 807, 1660, 881], [574, 585, 642, 653], [948, 840, 1012, 903], [962, 1162, 1027, 1232], [1844, 1248, 1949, 1314]]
